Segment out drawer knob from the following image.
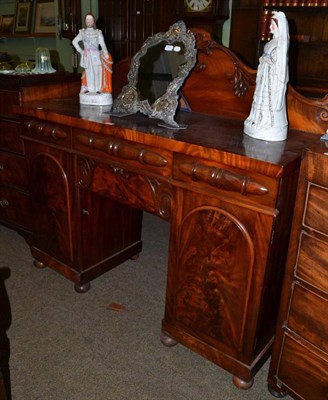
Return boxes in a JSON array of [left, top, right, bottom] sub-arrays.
[[82, 208, 89, 215], [0, 198, 9, 208], [0, 163, 4, 171]]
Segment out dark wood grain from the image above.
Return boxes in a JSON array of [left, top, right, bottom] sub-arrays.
[[268, 145, 328, 399]]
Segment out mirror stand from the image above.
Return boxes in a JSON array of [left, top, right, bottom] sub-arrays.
[[113, 21, 197, 128]]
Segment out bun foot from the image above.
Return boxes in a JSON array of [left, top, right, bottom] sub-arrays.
[[232, 375, 254, 390], [33, 260, 46, 269], [130, 253, 139, 260], [268, 384, 287, 398], [160, 331, 178, 347], [74, 282, 91, 293]]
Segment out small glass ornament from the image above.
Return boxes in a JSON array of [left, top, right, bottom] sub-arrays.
[[32, 48, 56, 74]]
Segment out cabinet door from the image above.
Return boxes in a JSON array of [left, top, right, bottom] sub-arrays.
[[74, 187, 143, 275], [26, 142, 73, 266], [164, 188, 274, 361]]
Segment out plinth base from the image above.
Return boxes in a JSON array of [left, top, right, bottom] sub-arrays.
[[80, 92, 113, 106]]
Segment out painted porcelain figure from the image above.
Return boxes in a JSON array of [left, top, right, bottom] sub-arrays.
[[244, 11, 289, 141], [72, 13, 113, 106]]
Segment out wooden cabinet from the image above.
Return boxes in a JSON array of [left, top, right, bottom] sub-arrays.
[[229, 1, 328, 96], [16, 96, 320, 387], [21, 118, 143, 293], [58, 0, 81, 39], [268, 145, 328, 399], [0, 74, 80, 237], [97, 0, 177, 61]]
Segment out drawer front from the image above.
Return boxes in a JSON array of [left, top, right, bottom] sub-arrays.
[[0, 186, 30, 230], [296, 232, 328, 293], [0, 151, 28, 189], [22, 119, 71, 148], [73, 129, 172, 178], [304, 182, 328, 236], [277, 334, 328, 400], [288, 283, 328, 354], [0, 119, 24, 154], [0, 90, 20, 119], [173, 153, 278, 208], [76, 157, 173, 220]]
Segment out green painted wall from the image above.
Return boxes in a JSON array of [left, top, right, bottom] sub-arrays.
[[0, 0, 230, 72]]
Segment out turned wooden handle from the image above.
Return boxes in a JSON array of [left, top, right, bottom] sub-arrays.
[[76, 134, 168, 168], [24, 120, 67, 140], [179, 162, 268, 196], [0, 198, 9, 208]]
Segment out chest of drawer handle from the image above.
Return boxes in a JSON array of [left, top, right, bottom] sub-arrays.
[[0, 163, 4, 171], [0, 198, 9, 208], [179, 162, 268, 196]]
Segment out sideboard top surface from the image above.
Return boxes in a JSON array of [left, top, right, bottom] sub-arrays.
[[15, 97, 321, 178]]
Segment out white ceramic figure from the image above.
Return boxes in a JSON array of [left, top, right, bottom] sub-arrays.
[[72, 13, 113, 106], [244, 11, 290, 141]]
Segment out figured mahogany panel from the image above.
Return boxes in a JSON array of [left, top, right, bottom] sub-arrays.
[[173, 206, 254, 353], [166, 189, 274, 362], [78, 158, 173, 220], [28, 145, 73, 266]]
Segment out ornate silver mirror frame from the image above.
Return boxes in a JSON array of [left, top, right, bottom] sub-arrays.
[[112, 21, 197, 128]]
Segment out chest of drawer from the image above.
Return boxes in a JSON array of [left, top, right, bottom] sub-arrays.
[[0, 186, 30, 230], [73, 129, 172, 178], [0, 119, 24, 154], [173, 153, 278, 209], [0, 151, 28, 189]]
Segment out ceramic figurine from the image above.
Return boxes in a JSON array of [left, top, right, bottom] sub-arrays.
[[244, 11, 289, 141], [72, 13, 113, 106]]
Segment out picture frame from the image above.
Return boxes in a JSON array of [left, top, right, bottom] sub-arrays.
[[14, 1, 33, 34], [1, 15, 15, 34], [34, 1, 56, 34]]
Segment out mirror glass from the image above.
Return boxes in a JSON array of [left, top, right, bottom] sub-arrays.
[[113, 21, 197, 128]]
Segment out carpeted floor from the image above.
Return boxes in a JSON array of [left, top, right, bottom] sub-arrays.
[[0, 212, 289, 400]]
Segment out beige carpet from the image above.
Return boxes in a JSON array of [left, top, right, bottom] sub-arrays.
[[0, 212, 288, 400]]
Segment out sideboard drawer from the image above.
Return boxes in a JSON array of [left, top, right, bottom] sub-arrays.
[[288, 283, 328, 354], [304, 182, 328, 235], [296, 232, 328, 293], [22, 119, 71, 148], [276, 334, 328, 400], [0, 151, 28, 189], [173, 153, 278, 208], [0, 186, 30, 230], [73, 129, 172, 178], [0, 119, 24, 154]]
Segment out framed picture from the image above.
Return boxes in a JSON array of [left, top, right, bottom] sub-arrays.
[[14, 1, 33, 34], [1, 15, 15, 33], [34, 1, 56, 34]]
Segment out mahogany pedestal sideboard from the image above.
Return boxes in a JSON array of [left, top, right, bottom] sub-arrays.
[[0, 73, 80, 238], [14, 97, 322, 389], [268, 145, 328, 399]]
